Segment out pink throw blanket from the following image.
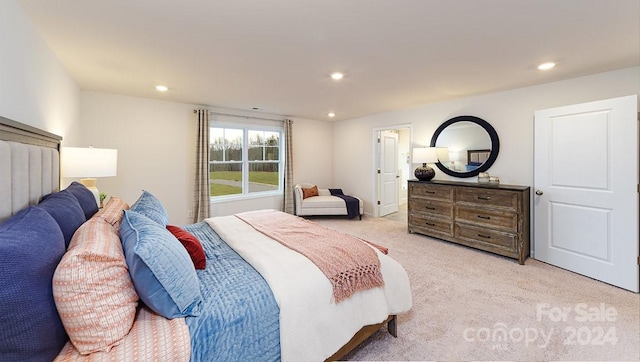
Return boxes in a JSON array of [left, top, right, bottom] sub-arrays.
[[235, 210, 385, 303]]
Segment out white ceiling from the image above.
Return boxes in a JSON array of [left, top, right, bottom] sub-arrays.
[[18, 0, 640, 121]]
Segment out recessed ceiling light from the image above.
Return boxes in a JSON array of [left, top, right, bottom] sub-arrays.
[[155, 85, 169, 92], [537, 62, 556, 70], [328, 112, 336, 118], [330, 72, 344, 80]]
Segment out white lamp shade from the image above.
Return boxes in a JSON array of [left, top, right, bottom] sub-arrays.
[[61, 147, 118, 178], [412, 147, 438, 164], [436, 147, 449, 162]]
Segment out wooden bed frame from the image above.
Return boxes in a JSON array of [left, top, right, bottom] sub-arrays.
[[0, 115, 61, 149], [0, 115, 398, 361], [327, 314, 397, 361]]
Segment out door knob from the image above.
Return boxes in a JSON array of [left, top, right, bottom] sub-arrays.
[[535, 190, 544, 195]]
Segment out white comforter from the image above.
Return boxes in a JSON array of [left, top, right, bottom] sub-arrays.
[[206, 212, 412, 361]]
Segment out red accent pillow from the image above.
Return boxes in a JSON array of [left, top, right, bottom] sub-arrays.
[[166, 225, 206, 269]]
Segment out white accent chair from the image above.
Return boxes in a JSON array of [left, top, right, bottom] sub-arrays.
[[294, 183, 363, 219]]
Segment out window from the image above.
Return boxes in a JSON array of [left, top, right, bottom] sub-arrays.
[[209, 125, 283, 199]]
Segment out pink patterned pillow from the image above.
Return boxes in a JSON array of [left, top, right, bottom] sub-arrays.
[[94, 196, 130, 231], [53, 217, 139, 355], [55, 307, 191, 361]]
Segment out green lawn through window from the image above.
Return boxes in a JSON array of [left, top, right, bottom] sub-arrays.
[[210, 171, 279, 196]]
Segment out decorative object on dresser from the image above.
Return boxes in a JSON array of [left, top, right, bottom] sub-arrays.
[[430, 115, 500, 178], [412, 147, 438, 181], [408, 180, 530, 264]]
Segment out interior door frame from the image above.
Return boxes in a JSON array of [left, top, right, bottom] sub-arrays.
[[372, 124, 412, 218]]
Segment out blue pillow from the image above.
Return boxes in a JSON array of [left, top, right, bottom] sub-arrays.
[[120, 210, 201, 318], [65, 182, 99, 219], [37, 189, 86, 248], [130, 190, 170, 226], [0, 206, 68, 361]]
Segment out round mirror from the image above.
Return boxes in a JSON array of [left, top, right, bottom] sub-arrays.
[[429, 115, 499, 178]]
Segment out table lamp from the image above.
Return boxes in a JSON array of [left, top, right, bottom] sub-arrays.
[[61, 147, 118, 206], [412, 147, 438, 181]]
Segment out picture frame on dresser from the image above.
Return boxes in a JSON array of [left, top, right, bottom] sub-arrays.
[[408, 179, 530, 264]]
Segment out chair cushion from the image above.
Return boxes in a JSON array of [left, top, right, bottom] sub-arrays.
[[301, 195, 348, 209]]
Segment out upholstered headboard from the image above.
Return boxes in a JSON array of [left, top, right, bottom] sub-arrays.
[[0, 116, 62, 222]]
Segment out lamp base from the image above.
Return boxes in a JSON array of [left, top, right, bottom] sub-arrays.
[[79, 178, 100, 207], [414, 164, 435, 181]]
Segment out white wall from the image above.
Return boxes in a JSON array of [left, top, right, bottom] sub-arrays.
[[79, 91, 334, 224], [0, 0, 80, 142], [398, 128, 410, 205], [333, 66, 640, 215]]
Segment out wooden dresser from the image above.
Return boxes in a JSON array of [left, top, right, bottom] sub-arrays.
[[408, 180, 530, 264]]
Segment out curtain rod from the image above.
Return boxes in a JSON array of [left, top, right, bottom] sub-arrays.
[[193, 109, 284, 122]]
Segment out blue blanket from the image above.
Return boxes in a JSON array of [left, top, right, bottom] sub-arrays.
[[183, 222, 280, 362]]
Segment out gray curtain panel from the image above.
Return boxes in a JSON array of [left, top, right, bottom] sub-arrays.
[[193, 110, 210, 222]]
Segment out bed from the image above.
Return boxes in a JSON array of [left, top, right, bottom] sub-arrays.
[[0, 116, 412, 362]]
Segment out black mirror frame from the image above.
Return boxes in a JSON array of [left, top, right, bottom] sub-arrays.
[[429, 115, 500, 178]]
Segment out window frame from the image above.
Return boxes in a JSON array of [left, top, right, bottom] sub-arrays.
[[209, 123, 284, 201]]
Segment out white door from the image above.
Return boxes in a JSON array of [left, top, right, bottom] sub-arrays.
[[379, 131, 399, 216], [534, 95, 638, 292]]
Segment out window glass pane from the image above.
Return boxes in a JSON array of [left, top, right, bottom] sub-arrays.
[[210, 162, 242, 196], [224, 129, 243, 161], [248, 146, 263, 161], [248, 162, 279, 193], [248, 130, 264, 161], [265, 131, 279, 161], [248, 130, 263, 146], [264, 146, 279, 161], [210, 128, 225, 161]]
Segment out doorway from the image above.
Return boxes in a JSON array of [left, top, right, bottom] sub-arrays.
[[533, 95, 639, 292], [374, 125, 411, 218]]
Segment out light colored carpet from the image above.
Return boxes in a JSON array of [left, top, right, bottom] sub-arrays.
[[310, 216, 640, 361]]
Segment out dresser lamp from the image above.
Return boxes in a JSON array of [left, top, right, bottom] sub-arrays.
[[61, 147, 118, 206], [412, 147, 438, 181]]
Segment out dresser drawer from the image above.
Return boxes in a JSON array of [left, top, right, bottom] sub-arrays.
[[409, 198, 453, 219], [409, 183, 454, 201], [455, 205, 518, 232], [456, 187, 519, 210], [455, 224, 517, 252], [409, 213, 453, 236]]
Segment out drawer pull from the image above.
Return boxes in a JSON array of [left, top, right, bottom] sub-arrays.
[[425, 191, 435, 194], [425, 206, 436, 210], [477, 215, 491, 220], [477, 196, 491, 201], [425, 222, 436, 226], [477, 234, 492, 239]]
